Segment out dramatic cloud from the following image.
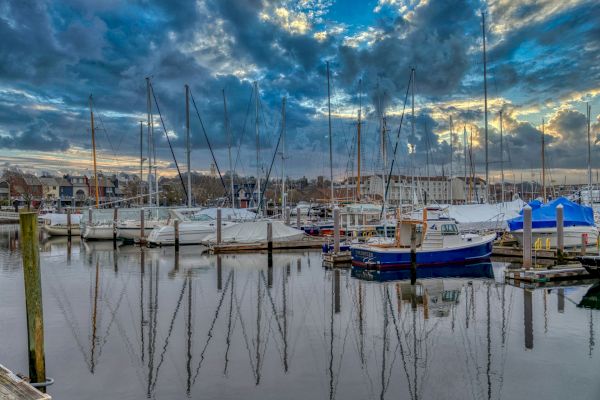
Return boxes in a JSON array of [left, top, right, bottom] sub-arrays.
[[0, 0, 598, 182]]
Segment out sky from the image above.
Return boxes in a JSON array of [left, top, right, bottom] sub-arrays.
[[0, 0, 599, 184]]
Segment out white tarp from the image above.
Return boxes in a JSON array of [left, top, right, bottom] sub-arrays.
[[445, 200, 525, 231], [203, 220, 306, 244], [197, 208, 257, 221], [41, 213, 82, 226]]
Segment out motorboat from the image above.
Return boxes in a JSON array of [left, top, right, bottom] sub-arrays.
[[350, 210, 495, 269], [146, 211, 238, 246], [202, 220, 306, 245], [508, 197, 599, 248]]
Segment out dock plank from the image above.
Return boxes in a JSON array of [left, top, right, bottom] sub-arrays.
[[0, 365, 51, 400]]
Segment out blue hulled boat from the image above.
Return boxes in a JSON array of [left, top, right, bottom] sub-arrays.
[[350, 212, 495, 270]]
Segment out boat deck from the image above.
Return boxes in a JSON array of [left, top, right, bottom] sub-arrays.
[[0, 365, 51, 400]]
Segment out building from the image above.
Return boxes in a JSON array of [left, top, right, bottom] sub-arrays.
[[0, 180, 9, 201], [39, 177, 60, 200], [68, 175, 90, 201]]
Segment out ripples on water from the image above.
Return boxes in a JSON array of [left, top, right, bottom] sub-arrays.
[[0, 225, 599, 400]]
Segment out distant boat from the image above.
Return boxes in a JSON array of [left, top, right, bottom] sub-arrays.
[[41, 213, 82, 236], [508, 197, 599, 248], [350, 214, 495, 269], [202, 220, 306, 245]]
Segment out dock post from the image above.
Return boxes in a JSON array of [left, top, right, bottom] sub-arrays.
[[113, 206, 118, 248], [67, 208, 72, 239], [523, 205, 532, 269], [333, 207, 340, 254], [285, 206, 291, 226], [174, 219, 180, 251], [581, 233, 587, 256], [139, 208, 145, 242], [88, 207, 92, 224], [296, 207, 301, 228], [556, 204, 564, 258], [410, 224, 417, 284], [334, 269, 340, 313], [216, 207, 222, 245], [19, 212, 46, 385]]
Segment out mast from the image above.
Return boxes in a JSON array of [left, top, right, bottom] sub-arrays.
[[140, 121, 144, 206], [541, 119, 546, 201], [254, 81, 261, 214], [411, 68, 416, 207], [587, 103, 592, 203], [281, 97, 287, 215], [500, 110, 505, 203], [463, 125, 468, 203], [357, 79, 362, 202], [89, 95, 99, 208], [482, 12, 489, 202], [327, 61, 334, 206], [186, 84, 192, 208], [449, 116, 454, 204], [146, 77, 153, 207], [223, 89, 235, 209]]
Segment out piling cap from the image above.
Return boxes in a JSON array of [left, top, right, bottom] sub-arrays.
[[523, 204, 532, 210], [556, 204, 563, 209]]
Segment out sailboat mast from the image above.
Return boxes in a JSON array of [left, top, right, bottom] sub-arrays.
[[89, 94, 99, 208], [482, 12, 489, 202], [587, 103, 592, 202], [449, 116, 454, 204], [186, 84, 192, 208], [281, 97, 287, 214], [327, 61, 334, 206], [139, 120, 144, 205], [254, 81, 261, 215], [357, 79, 362, 202], [146, 77, 153, 207], [541, 118, 546, 201], [463, 125, 468, 203], [500, 110, 505, 203], [411, 68, 416, 206], [223, 89, 235, 209]]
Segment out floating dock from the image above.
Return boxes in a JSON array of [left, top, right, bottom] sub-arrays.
[[504, 263, 590, 283], [0, 365, 51, 400]]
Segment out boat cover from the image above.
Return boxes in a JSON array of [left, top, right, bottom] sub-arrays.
[[41, 213, 82, 226], [203, 220, 306, 244], [196, 208, 257, 221], [507, 197, 594, 231]]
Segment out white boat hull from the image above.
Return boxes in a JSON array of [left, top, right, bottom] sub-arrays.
[[147, 221, 237, 245], [511, 226, 599, 248], [43, 225, 81, 236]]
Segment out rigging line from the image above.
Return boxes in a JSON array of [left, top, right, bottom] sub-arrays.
[[380, 70, 413, 218], [256, 101, 284, 216], [92, 104, 121, 172], [148, 81, 188, 200], [188, 88, 229, 196], [234, 86, 255, 174]]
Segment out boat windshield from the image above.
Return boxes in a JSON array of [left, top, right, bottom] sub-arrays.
[[441, 224, 459, 235], [188, 214, 213, 222]]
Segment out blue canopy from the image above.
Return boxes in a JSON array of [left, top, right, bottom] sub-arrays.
[[508, 197, 595, 231]]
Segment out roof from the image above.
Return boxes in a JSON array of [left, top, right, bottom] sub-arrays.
[[22, 174, 41, 186], [38, 177, 59, 186]]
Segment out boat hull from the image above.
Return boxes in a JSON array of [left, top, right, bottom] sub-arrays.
[[351, 262, 494, 281], [351, 235, 495, 269], [43, 225, 81, 236], [511, 226, 599, 248]]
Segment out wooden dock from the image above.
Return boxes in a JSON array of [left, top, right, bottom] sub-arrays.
[[0, 365, 51, 400], [504, 263, 590, 283], [209, 237, 327, 253], [322, 251, 352, 267]]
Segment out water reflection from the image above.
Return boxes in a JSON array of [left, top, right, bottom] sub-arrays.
[[0, 226, 598, 400]]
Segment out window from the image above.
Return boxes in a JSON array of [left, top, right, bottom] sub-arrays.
[[441, 224, 459, 235]]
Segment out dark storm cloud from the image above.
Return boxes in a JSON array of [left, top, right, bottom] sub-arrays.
[[0, 120, 69, 151]]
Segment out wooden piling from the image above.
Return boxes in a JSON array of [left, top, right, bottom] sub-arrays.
[[67, 208, 72, 239], [581, 233, 587, 256], [112, 207, 118, 247], [267, 221, 273, 253], [523, 205, 532, 269], [556, 204, 564, 255], [410, 224, 417, 284], [285, 206, 291, 226], [296, 207, 301, 228], [216, 208, 222, 245], [139, 208, 145, 242], [333, 207, 340, 254], [174, 219, 180, 251], [19, 212, 46, 385]]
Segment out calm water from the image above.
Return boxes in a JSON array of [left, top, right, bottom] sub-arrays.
[[0, 225, 599, 400]]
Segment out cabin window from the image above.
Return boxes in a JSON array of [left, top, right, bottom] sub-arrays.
[[441, 224, 458, 235]]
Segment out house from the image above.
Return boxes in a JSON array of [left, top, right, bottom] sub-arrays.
[[68, 175, 90, 201], [57, 177, 73, 200], [39, 177, 60, 200], [234, 183, 256, 208], [0, 180, 9, 201]]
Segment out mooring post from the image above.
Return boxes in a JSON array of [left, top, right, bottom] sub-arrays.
[[174, 219, 180, 251], [267, 221, 273, 253], [333, 207, 340, 254], [285, 206, 291, 226], [296, 207, 301, 228], [410, 224, 417, 284], [556, 204, 564, 257], [67, 208, 72, 239], [113, 206, 118, 248], [19, 212, 46, 385], [216, 207, 222, 245], [523, 205, 532, 269], [139, 208, 145, 242], [88, 207, 93, 225], [581, 233, 587, 256]]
